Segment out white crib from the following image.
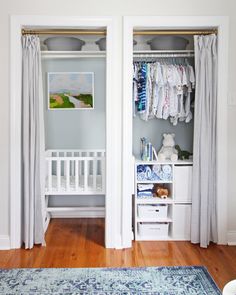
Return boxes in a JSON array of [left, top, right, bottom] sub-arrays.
[[42, 149, 106, 232]]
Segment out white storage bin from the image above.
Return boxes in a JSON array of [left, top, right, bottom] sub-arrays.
[[172, 204, 191, 240], [138, 222, 169, 237], [138, 204, 168, 219], [174, 165, 192, 203]]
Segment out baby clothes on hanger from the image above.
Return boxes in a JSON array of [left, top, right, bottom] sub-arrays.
[[185, 64, 195, 123], [133, 60, 195, 125], [137, 63, 147, 113], [151, 62, 164, 118]]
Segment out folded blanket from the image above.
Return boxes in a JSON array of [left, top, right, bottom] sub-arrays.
[[152, 165, 161, 174], [137, 184, 154, 191], [137, 164, 172, 181], [137, 172, 146, 181], [137, 191, 153, 197], [162, 164, 172, 174], [137, 165, 152, 181]]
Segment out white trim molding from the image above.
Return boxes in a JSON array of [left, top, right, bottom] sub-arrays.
[[0, 235, 10, 250], [10, 15, 121, 249], [227, 231, 236, 246], [122, 16, 229, 247], [49, 207, 105, 218]]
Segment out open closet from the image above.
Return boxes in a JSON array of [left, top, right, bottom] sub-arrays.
[[21, 26, 110, 248], [38, 29, 107, 231], [132, 30, 196, 241], [122, 17, 224, 249]]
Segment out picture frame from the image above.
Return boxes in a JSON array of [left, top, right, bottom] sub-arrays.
[[47, 72, 94, 110]]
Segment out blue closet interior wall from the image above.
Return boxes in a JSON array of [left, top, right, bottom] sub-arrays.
[[133, 116, 194, 158], [42, 57, 106, 207]]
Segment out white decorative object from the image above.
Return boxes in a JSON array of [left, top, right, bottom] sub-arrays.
[[223, 280, 236, 295], [158, 133, 178, 162]]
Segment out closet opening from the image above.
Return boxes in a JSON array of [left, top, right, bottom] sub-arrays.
[[132, 28, 197, 241], [22, 26, 108, 247], [127, 24, 224, 247]]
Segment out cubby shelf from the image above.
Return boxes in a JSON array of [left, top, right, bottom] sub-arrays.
[[41, 51, 106, 59]]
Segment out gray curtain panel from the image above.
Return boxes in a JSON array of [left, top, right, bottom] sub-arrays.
[[191, 34, 218, 248], [22, 35, 45, 249]]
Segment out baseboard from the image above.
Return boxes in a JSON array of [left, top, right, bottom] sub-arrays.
[[0, 235, 10, 250], [50, 207, 105, 218], [227, 231, 236, 245]]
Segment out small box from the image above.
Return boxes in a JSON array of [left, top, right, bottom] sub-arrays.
[[138, 204, 168, 219], [138, 222, 169, 237]]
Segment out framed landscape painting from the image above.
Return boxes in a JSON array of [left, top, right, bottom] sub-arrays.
[[48, 72, 94, 110]]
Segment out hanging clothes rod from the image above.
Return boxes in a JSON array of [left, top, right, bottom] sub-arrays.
[[133, 50, 195, 58], [133, 30, 217, 36], [21, 29, 106, 36], [134, 54, 195, 58]]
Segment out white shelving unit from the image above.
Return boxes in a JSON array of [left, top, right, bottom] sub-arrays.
[[134, 159, 193, 241], [41, 50, 106, 59]]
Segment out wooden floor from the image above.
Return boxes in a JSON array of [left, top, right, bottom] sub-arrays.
[[0, 218, 236, 290]]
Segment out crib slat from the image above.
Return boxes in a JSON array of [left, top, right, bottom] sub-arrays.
[[48, 160, 52, 191], [79, 151, 82, 176], [93, 154, 97, 190], [66, 160, 70, 191], [71, 160, 75, 177], [75, 160, 79, 191], [84, 159, 88, 192], [57, 159, 61, 191]]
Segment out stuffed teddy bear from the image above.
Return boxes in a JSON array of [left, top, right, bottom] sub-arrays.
[[158, 133, 178, 162], [154, 184, 169, 199]]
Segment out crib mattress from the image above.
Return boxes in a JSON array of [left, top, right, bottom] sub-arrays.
[[45, 175, 103, 194]]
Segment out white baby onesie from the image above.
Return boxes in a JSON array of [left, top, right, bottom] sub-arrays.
[[170, 65, 187, 125], [156, 64, 166, 119], [169, 65, 181, 117], [162, 65, 173, 120], [151, 63, 163, 118]]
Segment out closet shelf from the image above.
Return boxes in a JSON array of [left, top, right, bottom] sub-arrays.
[[136, 180, 172, 184], [136, 197, 174, 204], [133, 50, 194, 58], [41, 51, 106, 59], [137, 217, 172, 223], [135, 159, 193, 165]]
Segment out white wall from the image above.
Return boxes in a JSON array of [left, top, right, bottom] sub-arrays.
[[1, 0, 236, 243]]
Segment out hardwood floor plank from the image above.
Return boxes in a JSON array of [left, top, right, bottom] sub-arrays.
[[0, 218, 235, 290]]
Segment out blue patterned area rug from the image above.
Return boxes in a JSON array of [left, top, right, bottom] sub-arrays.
[[0, 266, 221, 295]]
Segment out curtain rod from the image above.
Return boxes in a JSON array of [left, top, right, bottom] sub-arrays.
[[133, 30, 217, 36], [21, 29, 106, 36], [22, 29, 217, 36]]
